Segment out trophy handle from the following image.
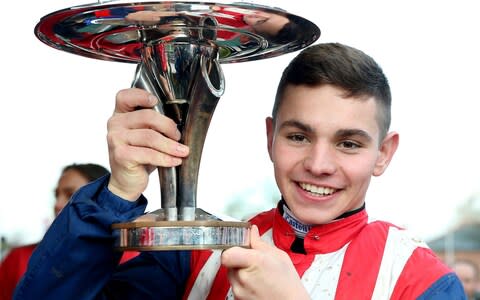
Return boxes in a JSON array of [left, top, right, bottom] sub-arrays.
[[201, 53, 224, 98]]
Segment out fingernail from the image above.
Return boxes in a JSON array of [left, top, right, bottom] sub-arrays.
[[148, 95, 158, 105], [176, 144, 188, 154], [172, 157, 183, 165]]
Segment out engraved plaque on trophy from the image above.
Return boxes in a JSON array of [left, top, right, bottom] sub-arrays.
[[35, 1, 320, 250]]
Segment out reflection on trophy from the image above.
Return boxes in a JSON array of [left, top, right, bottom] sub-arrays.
[[35, 1, 320, 250]]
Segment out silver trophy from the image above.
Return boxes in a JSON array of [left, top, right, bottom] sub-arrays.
[[35, 1, 320, 250]]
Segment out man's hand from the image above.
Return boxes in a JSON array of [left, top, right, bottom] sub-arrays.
[[106, 88, 189, 201], [221, 225, 310, 300]]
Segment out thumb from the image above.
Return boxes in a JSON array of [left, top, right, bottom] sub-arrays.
[[249, 225, 270, 251]]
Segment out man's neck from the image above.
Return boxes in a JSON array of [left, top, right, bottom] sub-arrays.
[[280, 198, 366, 237]]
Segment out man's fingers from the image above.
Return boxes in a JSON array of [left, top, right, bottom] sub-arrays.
[[111, 143, 183, 168], [108, 108, 182, 143], [249, 225, 266, 250], [249, 225, 276, 253], [114, 88, 158, 113], [221, 246, 253, 269], [222, 225, 271, 269], [109, 88, 185, 145], [116, 128, 188, 160]]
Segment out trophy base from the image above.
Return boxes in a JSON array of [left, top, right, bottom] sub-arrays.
[[112, 208, 251, 250]]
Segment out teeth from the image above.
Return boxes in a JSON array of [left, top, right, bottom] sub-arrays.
[[299, 183, 336, 196]]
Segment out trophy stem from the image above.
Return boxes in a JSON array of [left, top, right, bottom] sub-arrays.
[[131, 62, 179, 221], [179, 49, 224, 220], [132, 42, 224, 221]]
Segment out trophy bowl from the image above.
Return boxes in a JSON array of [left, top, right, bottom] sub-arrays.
[[35, 1, 320, 250]]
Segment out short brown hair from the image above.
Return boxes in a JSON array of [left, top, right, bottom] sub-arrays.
[[273, 43, 391, 139]]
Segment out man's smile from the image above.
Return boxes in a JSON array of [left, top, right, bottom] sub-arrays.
[[299, 182, 337, 196]]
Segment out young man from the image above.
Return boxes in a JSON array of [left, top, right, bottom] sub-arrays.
[[14, 43, 466, 299]]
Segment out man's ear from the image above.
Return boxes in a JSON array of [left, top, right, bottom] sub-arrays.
[[373, 132, 399, 176], [265, 117, 274, 162]]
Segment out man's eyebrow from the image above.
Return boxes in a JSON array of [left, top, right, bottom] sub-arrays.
[[335, 129, 373, 141], [278, 120, 373, 142], [278, 119, 314, 133]]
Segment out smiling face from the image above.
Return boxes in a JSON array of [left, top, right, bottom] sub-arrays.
[[266, 84, 398, 224]]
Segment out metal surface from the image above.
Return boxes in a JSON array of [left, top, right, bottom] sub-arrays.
[[131, 43, 225, 222], [113, 208, 251, 250], [35, 1, 320, 250], [35, 1, 320, 64]]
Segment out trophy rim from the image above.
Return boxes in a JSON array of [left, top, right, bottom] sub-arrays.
[[34, 1, 321, 64]]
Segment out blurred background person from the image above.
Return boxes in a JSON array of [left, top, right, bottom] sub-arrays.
[[452, 259, 480, 300], [0, 163, 137, 300]]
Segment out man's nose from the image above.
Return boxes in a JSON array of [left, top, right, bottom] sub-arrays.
[[303, 143, 337, 175], [54, 197, 67, 214]]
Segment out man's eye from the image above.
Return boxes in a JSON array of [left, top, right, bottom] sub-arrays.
[[339, 141, 360, 149], [287, 134, 308, 143]]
